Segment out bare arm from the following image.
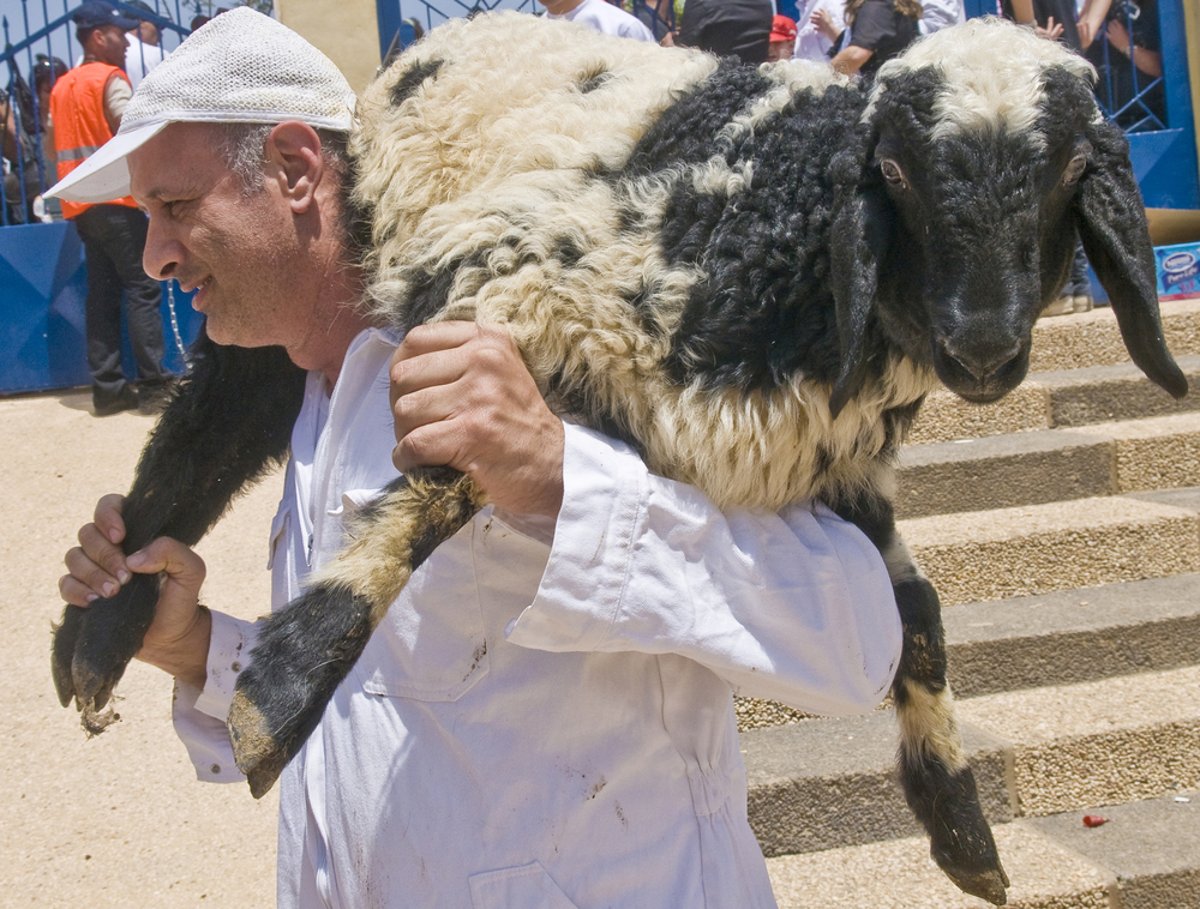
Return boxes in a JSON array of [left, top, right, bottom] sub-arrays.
[[830, 44, 873, 74], [1077, 0, 1113, 49], [1008, 0, 1035, 23]]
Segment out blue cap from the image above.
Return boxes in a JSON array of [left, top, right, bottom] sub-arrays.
[[72, 1, 140, 31]]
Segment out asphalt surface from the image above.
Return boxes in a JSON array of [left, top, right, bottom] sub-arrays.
[[2, 388, 281, 907]]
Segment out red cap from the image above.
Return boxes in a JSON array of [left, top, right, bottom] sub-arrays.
[[770, 14, 798, 42]]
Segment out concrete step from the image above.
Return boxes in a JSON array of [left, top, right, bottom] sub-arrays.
[[743, 666, 1200, 857], [943, 574, 1200, 698], [766, 791, 1200, 909], [907, 355, 1200, 446], [1028, 296, 1200, 374], [1041, 357, 1200, 429], [956, 665, 1200, 818], [908, 382, 1050, 446], [896, 411, 1200, 518], [898, 494, 1200, 606]]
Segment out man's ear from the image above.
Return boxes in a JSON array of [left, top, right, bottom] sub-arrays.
[[265, 121, 325, 214]]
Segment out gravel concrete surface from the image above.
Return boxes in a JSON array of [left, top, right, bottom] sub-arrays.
[[2, 389, 283, 908]]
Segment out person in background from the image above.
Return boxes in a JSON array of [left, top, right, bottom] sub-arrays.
[[123, 0, 168, 90], [767, 13, 798, 61], [1080, 0, 1164, 129], [814, 0, 921, 78], [1004, 0, 1083, 44], [793, 0, 846, 61], [1, 86, 38, 223], [50, 0, 171, 414], [918, 0, 965, 33], [675, 0, 775, 63], [540, 0, 657, 41]]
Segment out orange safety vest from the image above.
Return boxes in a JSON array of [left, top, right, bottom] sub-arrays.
[[50, 62, 139, 220]]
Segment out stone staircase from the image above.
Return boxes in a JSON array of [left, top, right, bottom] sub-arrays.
[[746, 298, 1200, 908]]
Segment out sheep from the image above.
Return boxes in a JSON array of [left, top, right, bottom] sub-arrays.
[[50, 14, 1185, 906]]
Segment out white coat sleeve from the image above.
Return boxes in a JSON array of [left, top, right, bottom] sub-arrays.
[[507, 423, 903, 716], [172, 610, 259, 783]]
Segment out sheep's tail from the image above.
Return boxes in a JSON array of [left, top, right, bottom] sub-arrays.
[[228, 467, 486, 798], [833, 484, 1010, 906]]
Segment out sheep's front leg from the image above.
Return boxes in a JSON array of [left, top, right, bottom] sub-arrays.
[[52, 338, 305, 732], [833, 488, 1009, 906], [229, 466, 487, 798]]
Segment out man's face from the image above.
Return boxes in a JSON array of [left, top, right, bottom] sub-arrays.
[[129, 122, 308, 350], [93, 25, 129, 67]]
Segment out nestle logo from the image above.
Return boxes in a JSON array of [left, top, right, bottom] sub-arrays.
[[1162, 251, 1198, 274]]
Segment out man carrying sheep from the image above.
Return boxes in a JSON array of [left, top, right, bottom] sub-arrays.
[[51, 10, 901, 907]]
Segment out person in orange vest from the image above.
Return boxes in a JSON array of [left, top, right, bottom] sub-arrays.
[[50, 0, 171, 416]]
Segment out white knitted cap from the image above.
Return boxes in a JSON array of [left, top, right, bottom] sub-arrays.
[[47, 7, 357, 203]]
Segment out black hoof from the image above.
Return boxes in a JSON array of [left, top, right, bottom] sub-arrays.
[[228, 688, 290, 799], [925, 782, 1010, 905], [927, 786, 1009, 905], [228, 583, 374, 797], [901, 750, 1010, 905], [934, 853, 1010, 906], [51, 574, 159, 732]]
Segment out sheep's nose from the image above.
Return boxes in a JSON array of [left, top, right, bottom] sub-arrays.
[[937, 337, 1023, 385]]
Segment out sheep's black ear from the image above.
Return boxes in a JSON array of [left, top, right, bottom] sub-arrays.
[[1075, 120, 1187, 399], [829, 149, 893, 417]]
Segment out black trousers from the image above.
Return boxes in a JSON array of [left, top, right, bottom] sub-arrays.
[[73, 204, 168, 398]]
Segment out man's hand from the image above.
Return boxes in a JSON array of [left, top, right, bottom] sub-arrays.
[[389, 322, 565, 518], [60, 494, 211, 686]]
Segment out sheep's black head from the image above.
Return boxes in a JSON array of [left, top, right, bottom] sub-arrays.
[[828, 17, 1186, 415]]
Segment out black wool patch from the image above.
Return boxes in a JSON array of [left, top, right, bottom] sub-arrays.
[[622, 61, 773, 177], [576, 67, 612, 95], [657, 83, 868, 392], [389, 58, 444, 108]]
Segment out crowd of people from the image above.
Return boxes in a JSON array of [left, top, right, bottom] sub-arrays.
[[1, 0, 1169, 415]]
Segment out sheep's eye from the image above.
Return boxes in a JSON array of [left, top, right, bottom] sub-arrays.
[[880, 158, 907, 188], [1062, 153, 1088, 186]]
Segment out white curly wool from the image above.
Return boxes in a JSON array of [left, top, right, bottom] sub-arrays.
[[869, 17, 1099, 140]]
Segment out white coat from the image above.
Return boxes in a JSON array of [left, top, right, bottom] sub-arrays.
[[173, 328, 902, 908]]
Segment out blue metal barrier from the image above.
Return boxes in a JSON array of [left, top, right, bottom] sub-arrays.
[[0, 221, 200, 393]]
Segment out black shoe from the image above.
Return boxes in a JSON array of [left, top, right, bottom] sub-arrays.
[[137, 380, 175, 415], [93, 385, 139, 417]]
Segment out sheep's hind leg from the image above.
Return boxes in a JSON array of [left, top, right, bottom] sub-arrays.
[[833, 490, 1009, 905], [228, 467, 487, 798]]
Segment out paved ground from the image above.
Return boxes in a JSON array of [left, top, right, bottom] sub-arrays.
[[1, 389, 282, 907]]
